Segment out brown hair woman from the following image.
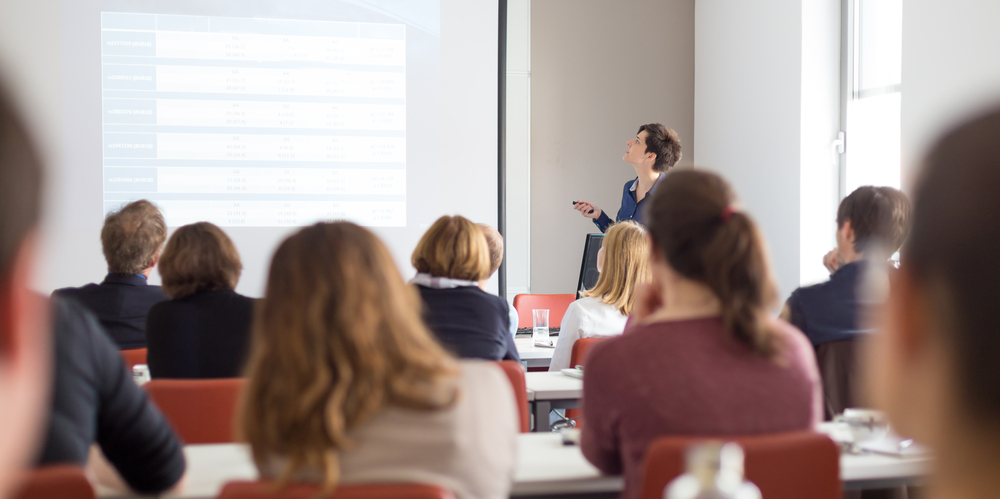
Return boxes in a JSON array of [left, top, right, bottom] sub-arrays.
[[145, 222, 255, 379], [240, 222, 518, 499], [579, 170, 821, 499]]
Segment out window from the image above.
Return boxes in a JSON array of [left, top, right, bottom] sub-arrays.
[[842, 0, 903, 195]]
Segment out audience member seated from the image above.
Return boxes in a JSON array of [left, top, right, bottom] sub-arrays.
[[867, 110, 1000, 499], [782, 186, 910, 347], [239, 222, 517, 499], [549, 221, 650, 372], [478, 223, 518, 337], [52, 200, 168, 349], [0, 81, 52, 499], [38, 297, 185, 494], [411, 216, 519, 362], [146, 222, 255, 379], [580, 170, 821, 499]]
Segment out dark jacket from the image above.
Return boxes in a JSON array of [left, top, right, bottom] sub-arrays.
[[38, 297, 186, 494], [52, 273, 167, 349], [416, 285, 520, 362], [786, 260, 873, 347], [146, 289, 255, 379]]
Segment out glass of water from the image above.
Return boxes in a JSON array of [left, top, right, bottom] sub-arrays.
[[532, 309, 551, 346]]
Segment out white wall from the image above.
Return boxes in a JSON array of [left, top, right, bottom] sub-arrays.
[[694, 0, 840, 300], [901, 0, 1000, 184], [505, 0, 531, 301], [529, 0, 695, 294]]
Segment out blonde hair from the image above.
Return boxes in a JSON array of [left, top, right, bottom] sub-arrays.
[[239, 222, 460, 492], [158, 222, 242, 299], [582, 221, 651, 315], [411, 215, 491, 281]]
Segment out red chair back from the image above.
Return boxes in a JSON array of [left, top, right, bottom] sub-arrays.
[[144, 378, 246, 444], [564, 337, 607, 425], [512, 294, 576, 329], [119, 348, 147, 371], [12, 466, 94, 499], [639, 431, 840, 499], [496, 360, 530, 433], [217, 481, 455, 499]]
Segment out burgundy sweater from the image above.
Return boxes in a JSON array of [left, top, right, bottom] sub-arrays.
[[580, 317, 821, 499]]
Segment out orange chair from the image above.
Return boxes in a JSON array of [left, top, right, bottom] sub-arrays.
[[512, 294, 576, 329], [217, 481, 455, 499], [496, 360, 530, 433], [639, 431, 840, 499], [119, 348, 147, 371], [563, 337, 608, 426], [12, 466, 94, 499], [144, 378, 246, 444]]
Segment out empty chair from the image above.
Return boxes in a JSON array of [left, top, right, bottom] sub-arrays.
[[496, 360, 530, 432], [144, 378, 246, 444], [814, 339, 860, 420], [119, 348, 147, 371], [512, 294, 576, 329], [11, 466, 94, 499], [639, 431, 840, 499], [217, 481, 455, 499], [563, 337, 607, 425]]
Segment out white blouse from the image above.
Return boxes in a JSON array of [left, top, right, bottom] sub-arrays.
[[548, 296, 628, 371]]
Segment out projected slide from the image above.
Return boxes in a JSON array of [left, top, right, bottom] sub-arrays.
[[101, 12, 406, 227]]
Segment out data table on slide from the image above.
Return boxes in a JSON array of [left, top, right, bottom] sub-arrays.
[[100, 12, 407, 227]]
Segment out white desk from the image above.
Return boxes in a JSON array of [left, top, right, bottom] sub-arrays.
[[524, 372, 583, 432], [515, 336, 557, 369]]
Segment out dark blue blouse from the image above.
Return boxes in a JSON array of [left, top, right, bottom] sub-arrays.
[[593, 174, 664, 233]]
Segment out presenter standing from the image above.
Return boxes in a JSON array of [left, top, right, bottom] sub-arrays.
[[573, 123, 682, 232]]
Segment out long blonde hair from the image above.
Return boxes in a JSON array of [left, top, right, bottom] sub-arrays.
[[239, 222, 460, 491], [582, 221, 651, 315]]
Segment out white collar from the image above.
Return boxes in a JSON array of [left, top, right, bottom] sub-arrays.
[[410, 272, 480, 289]]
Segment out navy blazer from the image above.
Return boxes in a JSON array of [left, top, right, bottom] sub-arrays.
[[52, 273, 168, 349], [417, 285, 520, 362]]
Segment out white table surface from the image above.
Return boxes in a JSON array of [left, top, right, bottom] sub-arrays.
[[524, 371, 583, 401], [97, 431, 928, 498], [514, 336, 558, 361]]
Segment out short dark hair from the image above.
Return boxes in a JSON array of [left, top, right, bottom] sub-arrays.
[[836, 186, 911, 256], [907, 108, 1000, 423], [101, 200, 167, 274], [0, 83, 42, 280], [638, 123, 682, 172], [158, 222, 242, 299]]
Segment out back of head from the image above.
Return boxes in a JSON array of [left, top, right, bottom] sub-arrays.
[[837, 186, 911, 258], [0, 85, 42, 282], [477, 223, 504, 277], [638, 123, 683, 172], [906, 109, 1000, 425], [240, 222, 459, 490], [582, 221, 651, 315], [412, 215, 490, 281], [158, 222, 242, 299], [101, 200, 167, 274], [645, 169, 779, 356]]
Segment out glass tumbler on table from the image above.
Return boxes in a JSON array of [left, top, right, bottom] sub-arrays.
[[532, 309, 551, 346]]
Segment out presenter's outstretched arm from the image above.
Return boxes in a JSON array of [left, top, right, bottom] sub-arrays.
[[573, 200, 612, 233]]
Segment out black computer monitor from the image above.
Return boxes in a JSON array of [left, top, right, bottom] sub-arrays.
[[576, 233, 604, 299]]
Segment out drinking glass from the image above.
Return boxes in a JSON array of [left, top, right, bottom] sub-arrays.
[[532, 309, 551, 346]]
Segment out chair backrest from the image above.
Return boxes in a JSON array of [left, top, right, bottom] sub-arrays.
[[217, 481, 456, 499], [814, 339, 860, 420], [512, 294, 576, 329], [496, 360, 530, 433], [119, 348, 147, 371], [639, 431, 840, 499], [144, 378, 247, 444], [12, 466, 94, 499], [568, 337, 606, 368]]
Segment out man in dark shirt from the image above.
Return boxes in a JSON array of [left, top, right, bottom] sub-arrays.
[[39, 297, 185, 494], [53, 200, 168, 349]]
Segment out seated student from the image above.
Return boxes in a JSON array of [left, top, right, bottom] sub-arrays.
[[477, 223, 518, 337], [782, 186, 910, 347], [580, 170, 821, 499], [52, 200, 168, 349], [146, 222, 255, 379], [39, 297, 185, 494], [240, 222, 517, 499], [411, 216, 519, 362], [549, 221, 650, 372], [0, 82, 52, 499]]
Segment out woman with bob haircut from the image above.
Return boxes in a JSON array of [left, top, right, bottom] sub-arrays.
[[548, 221, 650, 372], [411, 215, 519, 362], [146, 222, 254, 379], [580, 170, 821, 499], [240, 222, 517, 498]]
